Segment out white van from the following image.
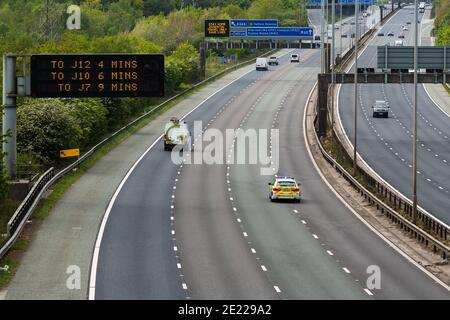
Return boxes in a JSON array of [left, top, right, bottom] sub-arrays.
[[395, 40, 403, 46], [256, 57, 268, 71], [290, 54, 300, 63]]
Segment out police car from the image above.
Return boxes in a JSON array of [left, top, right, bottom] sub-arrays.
[[268, 176, 301, 202]]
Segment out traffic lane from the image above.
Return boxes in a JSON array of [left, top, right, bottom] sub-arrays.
[[340, 82, 450, 222], [292, 90, 450, 298], [230, 63, 369, 299], [95, 146, 186, 299], [383, 84, 450, 172], [94, 49, 294, 299], [360, 82, 450, 217], [174, 52, 306, 299]]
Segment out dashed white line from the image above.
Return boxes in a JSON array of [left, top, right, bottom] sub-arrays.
[[343, 267, 351, 274], [274, 286, 281, 293], [312, 234, 319, 239], [261, 265, 267, 272], [326, 250, 334, 256]]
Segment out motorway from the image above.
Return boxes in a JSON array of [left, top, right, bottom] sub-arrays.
[[92, 44, 450, 299], [338, 6, 450, 224], [308, 5, 392, 60]]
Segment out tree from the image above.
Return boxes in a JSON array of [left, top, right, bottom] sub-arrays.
[[17, 99, 83, 165]]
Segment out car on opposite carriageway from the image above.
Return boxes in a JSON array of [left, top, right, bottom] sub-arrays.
[[372, 100, 390, 118]]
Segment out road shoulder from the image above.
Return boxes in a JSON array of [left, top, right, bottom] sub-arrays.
[[3, 63, 258, 300]]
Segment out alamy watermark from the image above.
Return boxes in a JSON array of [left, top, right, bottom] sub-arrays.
[[66, 5, 81, 30], [66, 265, 81, 290], [169, 121, 279, 176]]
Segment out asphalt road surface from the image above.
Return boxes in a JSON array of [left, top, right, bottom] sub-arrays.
[[94, 46, 449, 299], [338, 7, 450, 224]]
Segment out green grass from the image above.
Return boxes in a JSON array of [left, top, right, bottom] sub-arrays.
[[0, 199, 21, 245], [0, 258, 17, 289], [443, 83, 450, 96], [0, 54, 275, 289]]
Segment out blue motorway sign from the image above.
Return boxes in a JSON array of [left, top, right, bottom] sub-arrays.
[[245, 27, 314, 39], [230, 20, 278, 28]]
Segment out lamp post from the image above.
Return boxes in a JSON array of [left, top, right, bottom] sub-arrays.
[[353, 0, 359, 175], [321, 0, 325, 73], [412, 0, 418, 224], [331, 0, 336, 128]]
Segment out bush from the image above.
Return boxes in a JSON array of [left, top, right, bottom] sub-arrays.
[[17, 99, 83, 165]]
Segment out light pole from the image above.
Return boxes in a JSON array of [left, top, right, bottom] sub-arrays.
[[321, 0, 325, 73], [412, 0, 418, 223], [331, 0, 336, 128], [353, 0, 359, 175], [340, 0, 343, 57]]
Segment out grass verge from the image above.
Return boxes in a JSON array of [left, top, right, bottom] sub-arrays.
[[0, 50, 275, 290]]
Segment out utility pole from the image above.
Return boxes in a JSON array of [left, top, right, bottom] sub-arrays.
[[353, 0, 359, 175], [412, 0, 419, 224]]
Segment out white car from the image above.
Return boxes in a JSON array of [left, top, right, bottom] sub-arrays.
[[395, 40, 403, 46], [290, 54, 300, 63], [268, 56, 279, 66], [402, 26, 408, 31], [255, 57, 268, 71]]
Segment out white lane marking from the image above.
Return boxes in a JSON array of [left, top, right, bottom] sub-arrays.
[[237, 218, 242, 223], [301, 220, 307, 224], [177, 263, 182, 269], [251, 248, 256, 254], [305, 82, 450, 293], [343, 267, 351, 274], [313, 234, 319, 239], [88, 50, 287, 300], [182, 283, 188, 290], [170, 216, 174, 221], [274, 286, 281, 293], [173, 246, 178, 252], [327, 250, 334, 256], [243, 232, 248, 237], [293, 209, 299, 214], [364, 288, 374, 296], [261, 265, 267, 271], [171, 230, 175, 235]]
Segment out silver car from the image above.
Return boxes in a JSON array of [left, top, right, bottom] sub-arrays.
[[372, 100, 390, 118]]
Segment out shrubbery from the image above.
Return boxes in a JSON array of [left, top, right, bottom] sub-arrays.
[[434, 0, 450, 45]]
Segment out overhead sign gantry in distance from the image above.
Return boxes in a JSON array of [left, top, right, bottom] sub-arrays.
[[30, 54, 165, 98], [205, 20, 230, 38], [230, 27, 314, 40], [230, 20, 278, 28]]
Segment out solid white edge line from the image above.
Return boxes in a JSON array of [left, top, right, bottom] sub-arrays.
[[88, 48, 296, 300], [304, 82, 450, 292], [336, 9, 450, 230], [422, 84, 450, 118]]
